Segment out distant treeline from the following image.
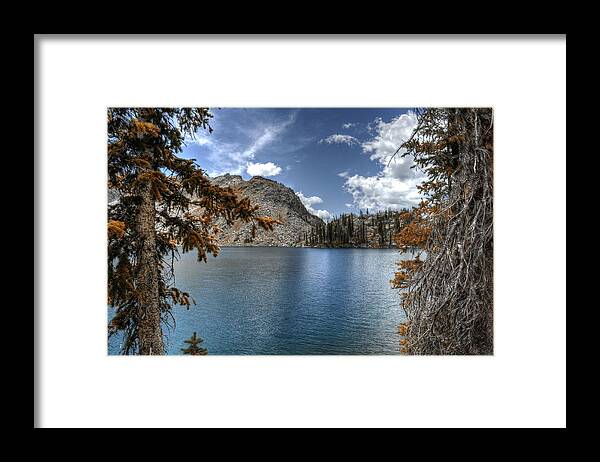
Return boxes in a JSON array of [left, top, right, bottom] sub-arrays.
[[303, 209, 408, 248]]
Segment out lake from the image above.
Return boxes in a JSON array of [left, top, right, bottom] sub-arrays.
[[108, 247, 412, 355]]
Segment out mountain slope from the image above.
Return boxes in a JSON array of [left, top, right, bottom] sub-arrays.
[[197, 174, 324, 246]]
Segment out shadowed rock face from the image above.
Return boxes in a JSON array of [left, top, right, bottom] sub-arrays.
[[207, 174, 324, 247]]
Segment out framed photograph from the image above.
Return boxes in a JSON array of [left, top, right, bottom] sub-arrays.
[[35, 35, 566, 428]]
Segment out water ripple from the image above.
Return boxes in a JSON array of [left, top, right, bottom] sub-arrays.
[[109, 247, 408, 355]]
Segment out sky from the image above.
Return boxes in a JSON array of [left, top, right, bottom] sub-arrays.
[[180, 108, 425, 221]]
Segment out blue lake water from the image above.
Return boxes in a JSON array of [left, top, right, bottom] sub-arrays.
[[108, 247, 411, 355]]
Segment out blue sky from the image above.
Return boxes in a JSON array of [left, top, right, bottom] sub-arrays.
[[181, 108, 425, 220]]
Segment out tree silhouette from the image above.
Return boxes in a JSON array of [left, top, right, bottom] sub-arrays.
[[181, 332, 208, 355], [303, 209, 407, 248]]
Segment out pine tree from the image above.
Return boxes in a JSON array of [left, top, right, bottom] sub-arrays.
[[392, 108, 493, 355], [108, 108, 279, 355], [302, 210, 403, 248], [181, 332, 208, 355]]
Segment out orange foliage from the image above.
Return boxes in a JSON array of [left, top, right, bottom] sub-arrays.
[[393, 202, 436, 253], [130, 119, 161, 138], [108, 220, 126, 238], [170, 287, 195, 308], [397, 323, 408, 336], [397, 322, 411, 354], [133, 170, 169, 201], [394, 221, 430, 252]]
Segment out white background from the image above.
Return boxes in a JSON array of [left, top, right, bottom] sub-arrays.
[[36, 35, 566, 428]]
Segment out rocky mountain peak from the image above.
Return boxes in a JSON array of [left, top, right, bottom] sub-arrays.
[[202, 174, 324, 246], [210, 173, 244, 188]]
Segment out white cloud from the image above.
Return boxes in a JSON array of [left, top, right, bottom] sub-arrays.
[[197, 111, 298, 178], [344, 174, 423, 211], [183, 132, 212, 147], [242, 119, 292, 159], [193, 137, 212, 146], [361, 112, 418, 172], [319, 134, 359, 146], [296, 192, 332, 221], [342, 111, 425, 211], [314, 210, 333, 220], [296, 193, 323, 206], [342, 122, 357, 129], [205, 146, 249, 177], [246, 162, 282, 177], [337, 171, 349, 178]]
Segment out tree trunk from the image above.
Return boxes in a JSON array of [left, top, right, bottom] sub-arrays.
[[135, 181, 164, 355]]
